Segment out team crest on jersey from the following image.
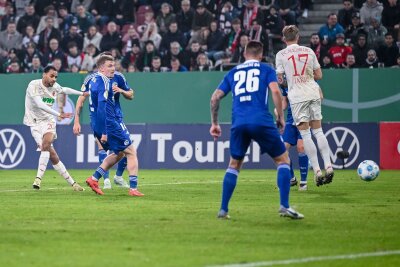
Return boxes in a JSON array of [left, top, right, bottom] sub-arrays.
[[112, 82, 117, 87], [124, 140, 129, 145]]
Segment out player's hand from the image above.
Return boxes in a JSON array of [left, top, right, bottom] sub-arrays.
[[112, 84, 122, 93], [276, 118, 285, 134], [60, 113, 73, 119], [82, 91, 90, 97], [73, 123, 81, 135], [101, 134, 107, 144], [210, 124, 222, 141]]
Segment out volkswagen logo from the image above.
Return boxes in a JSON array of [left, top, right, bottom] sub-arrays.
[[325, 127, 360, 169], [0, 129, 26, 169]]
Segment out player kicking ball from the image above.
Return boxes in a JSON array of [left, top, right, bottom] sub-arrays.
[[210, 41, 303, 219], [84, 54, 144, 197], [23, 65, 87, 191]]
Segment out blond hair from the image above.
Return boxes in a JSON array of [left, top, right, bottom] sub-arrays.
[[96, 54, 114, 68], [282, 25, 299, 42]]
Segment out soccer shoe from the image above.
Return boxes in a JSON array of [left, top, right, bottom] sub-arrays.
[[103, 179, 112, 189], [324, 167, 334, 184], [314, 170, 324, 187], [114, 176, 129, 188], [290, 177, 298, 187], [85, 177, 104, 195], [279, 207, 304, 219], [299, 183, 308, 191], [72, 182, 85, 191], [32, 177, 41, 190], [129, 188, 144, 197], [217, 210, 230, 219]]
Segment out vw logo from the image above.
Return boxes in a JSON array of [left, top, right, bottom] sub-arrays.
[[0, 129, 26, 169], [325, 127, 360, 169]]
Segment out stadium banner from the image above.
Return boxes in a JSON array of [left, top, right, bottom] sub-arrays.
[[379, 122, 400, 169], [0, 123, 379, 170]]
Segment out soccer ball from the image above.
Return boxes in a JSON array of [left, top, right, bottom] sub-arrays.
[[357, 160, 380, 181]]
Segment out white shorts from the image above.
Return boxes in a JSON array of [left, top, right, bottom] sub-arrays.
[[291, 99, 323, 126], [30, 121, 57, 151]]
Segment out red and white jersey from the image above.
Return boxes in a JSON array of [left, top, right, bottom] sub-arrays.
[[275, 44, 321, 104]]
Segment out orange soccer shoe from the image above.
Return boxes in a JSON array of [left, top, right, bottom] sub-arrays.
[[128, 188, 144, 197], [86, 177, 104, 195]]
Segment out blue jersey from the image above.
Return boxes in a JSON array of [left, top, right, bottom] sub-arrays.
[[281, 87, 294, 125], [218, 60, 278, 127]]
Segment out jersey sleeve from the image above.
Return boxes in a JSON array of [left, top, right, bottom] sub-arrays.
[[53, 83, 64, 93], [117, 73, 131, 91], [27, 81, 41, 97], [217, 74, 231, 94], [275, 52, 285, 74]]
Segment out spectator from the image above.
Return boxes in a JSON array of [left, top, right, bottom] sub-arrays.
[[218, 1, 240, 32], [309, 33, 329, 64], [377, 32, 400, 66], [206, 20, 226, 61], [192, 2, 214, 32], [148, 55, 164, 72], [2, 48, 19, 72], [193, 52, 213, 71], [170, 57, 188, 72], [225, 18, 243, 54], [6, 58, 21, 73], [121, 39, 140, 69], [100, 21, 122, 52], [36, 5, 59, 34], [186, 40, 204, 70], [83, 25, 102, 50], [80, 43, 95, 71], [159, 21, 187, 55], [156, 2, 176, 35], [61, 24, 84, 51], [58, 5, 77, 36], [391, 55, 400, 67], [71, 0, 93, 14], [318, 13, 345, 46], [84, 42, 100, 60], [367, 16, 388, 48], [338, 0, 358, 29], [89, 0, 113, 27], [110, 47, 122, 60], [362, 48, 379, 67], [42, 38, 65, 66], [1, 3, 16, 31], [140, 22, 163, 50], [162, 41, 187, 67], [76, 4, 95, 33], [51, 57, 66, 72], [248, 20, 268, 54], [321, 54, 336, 68], [13, 0, 31, 18], [70, 63, 80, 72], [28, 55, 44, 73], [360, 0, 384, 26], [135, 40, 160, 71], [37, 16, 62, 53], [127, 63, 136, 72], [0, 21, 22, 55], [231, 34, 249, 63], [20, 42, 42, 72], [34, 1, 68, 16], [136, 9, 155, 35], [345, 11, 367, 44], [352, 33, 370, 64], [239, 0, 264, 31], [341, 53, 358, 68], [275, 0, 298, 26], [16, 4, 40, 34], [22, 25, 40, 48], [66, 42, 83, 70], [381, 0, 400, 33], [265, 5, 284, 35], [214, 52, 233, 71], [176, 0, 194, 39], [122, 24, 140, 54], [328, 32, 353, 66]]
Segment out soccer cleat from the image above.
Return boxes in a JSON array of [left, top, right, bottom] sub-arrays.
[[299, 183, 308, 191], [114, 176, 129, 188], [103, 179, 112, 189], [72, 182, 85, 191], [32, 177, 41, 190], [324, 166, 334, 184], [86, 177, 104, 195], [290, 177, 298, 187], [217, 210, 230, 219], [279, 207, 304, 219], [128, 188, 144, 197], [314, 170, 324, 187]]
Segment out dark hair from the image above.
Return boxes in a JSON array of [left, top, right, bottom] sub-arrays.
[[385, 32, 393, 38], [44, 65, 57, 73], [327, 13, 336, 18], [152, 56, 161, 61], [343, 0, 352, 3], [245, 41, 263, 56]]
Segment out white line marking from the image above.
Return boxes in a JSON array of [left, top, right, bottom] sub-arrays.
[[206, 250, 400, 267]]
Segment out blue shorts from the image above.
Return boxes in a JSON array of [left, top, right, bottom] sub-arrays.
[[91, 122, 110, 151], [282, 124, 302, 146], [106, 120, 132, 153], [230, 124, 286, 160]]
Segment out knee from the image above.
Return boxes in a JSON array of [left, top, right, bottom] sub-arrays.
[[41, 142, 51, 152], [297, 144, 305, 153], [275, 151, 290, 165]]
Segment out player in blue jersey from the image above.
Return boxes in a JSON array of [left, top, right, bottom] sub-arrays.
[[73, 55, 133, 189], [85, 54, 144, 197], [279, 86, 309, 190], [209, 41, 304, 219]]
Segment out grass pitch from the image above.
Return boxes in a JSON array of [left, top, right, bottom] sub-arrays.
[[0, 169, 399, 267]]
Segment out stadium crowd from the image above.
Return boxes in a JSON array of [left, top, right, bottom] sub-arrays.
[[0, 0, 399, 73]]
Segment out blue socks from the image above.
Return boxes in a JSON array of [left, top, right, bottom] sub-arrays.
[[129, 175, 138, 189], [98, 150, 109, 179], [93, 167, 106, 180], [116, 157, 127, 177], [298, 152, 309, 182], [277, 164, 291, 209], [220, 168, 239, 212]]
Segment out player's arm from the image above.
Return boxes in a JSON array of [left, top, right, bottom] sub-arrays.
[[270, 81, 285, 131], [61, 86, 89, 97], [112, 85, 134, 100], [210, 89, 226, 140], [318, 86, 324, 100], [73, 95, 88, 135], [96, 81, 108, 143], [313, 68, 322, 80], [32, 95, 71, 119], [311, 50, 323, 80]]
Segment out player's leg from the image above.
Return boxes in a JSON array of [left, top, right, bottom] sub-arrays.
[[31, 125, 48, 190], [114, 157, 129, 188], [95, 140, 111, 189], [296, 138, 308, 190], [283, 125, 298, 187], [285, 142, 297, 186], [121, 144, 144, 196]]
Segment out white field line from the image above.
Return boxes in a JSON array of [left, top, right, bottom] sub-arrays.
[[0, 180, 266, 193], [206, 250, 400, 267]]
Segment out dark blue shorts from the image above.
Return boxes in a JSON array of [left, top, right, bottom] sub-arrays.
[[282, 123, 302, 146], [91, 123, 110, 151], [230, 124, 286, 160], [106, 120, 132, 153]]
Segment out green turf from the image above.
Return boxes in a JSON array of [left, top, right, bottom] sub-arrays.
[[0, 169, 399, 267]]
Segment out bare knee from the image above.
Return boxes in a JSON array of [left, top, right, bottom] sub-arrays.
[[274, 151, 290, 165], [228, 158, 243, 170]]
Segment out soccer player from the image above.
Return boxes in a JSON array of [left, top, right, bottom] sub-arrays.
[[85, 54, 144, 197], [23, 65, 87, 191], [210, 41, 304, 219], [278, 86, 309, 190], [73, 63, 133, 190], [275, 25, 334, 187]]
